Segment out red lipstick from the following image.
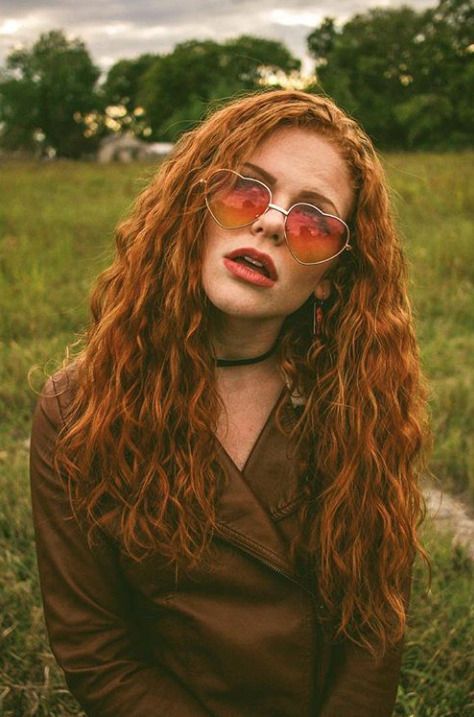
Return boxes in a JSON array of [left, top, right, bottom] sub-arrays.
[[223, 247, 277, 288]]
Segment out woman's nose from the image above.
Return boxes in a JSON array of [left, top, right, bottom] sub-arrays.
[[251, 205, 286, 244]]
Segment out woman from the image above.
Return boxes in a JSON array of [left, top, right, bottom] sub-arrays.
[[30, 89, 429, 717]]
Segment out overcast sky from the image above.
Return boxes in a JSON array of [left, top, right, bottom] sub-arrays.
[[0, 0, 438, 72]]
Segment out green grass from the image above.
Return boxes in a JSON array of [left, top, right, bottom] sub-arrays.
[[0, 156, 473, 715], [386, 153, 474, 498]]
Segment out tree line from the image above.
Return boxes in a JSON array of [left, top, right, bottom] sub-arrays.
[[0, 0, 471, 158]]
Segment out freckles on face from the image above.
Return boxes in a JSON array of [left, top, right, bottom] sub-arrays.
[[201, 221, 336, 319], [200, 126, 354, 321]]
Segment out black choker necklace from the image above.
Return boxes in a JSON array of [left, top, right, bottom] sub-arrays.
[[216, 342, 278, 367]]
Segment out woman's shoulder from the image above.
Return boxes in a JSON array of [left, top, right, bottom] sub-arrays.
[[35, 362, 79, 430]]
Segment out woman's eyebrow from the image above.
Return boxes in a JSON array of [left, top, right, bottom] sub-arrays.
[[243, 162, 276, 186], [242, 161, 340, 216]]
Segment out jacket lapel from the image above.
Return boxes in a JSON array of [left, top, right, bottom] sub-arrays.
[[214, 389, 308, 583]]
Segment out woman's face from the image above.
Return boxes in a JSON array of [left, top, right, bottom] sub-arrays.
[[201, 126, 355, 324]]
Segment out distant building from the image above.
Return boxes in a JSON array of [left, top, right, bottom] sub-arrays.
[[97, 133, 174, 163], [147, 142, 175, 158]]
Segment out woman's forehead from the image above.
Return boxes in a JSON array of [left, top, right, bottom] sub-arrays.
[[240, 126, 355, 221]]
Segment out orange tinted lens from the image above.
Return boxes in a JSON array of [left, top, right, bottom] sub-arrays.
[[206, 171, 269, 227], [286, 204, 347, 263]]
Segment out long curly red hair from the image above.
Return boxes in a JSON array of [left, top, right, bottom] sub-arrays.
[[55, 89, 430, 658]]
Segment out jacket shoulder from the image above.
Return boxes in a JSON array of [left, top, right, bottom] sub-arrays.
[[35, 363, 79, 431]]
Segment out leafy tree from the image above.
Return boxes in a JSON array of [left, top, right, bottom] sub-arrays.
[[0, 30, 101, 157], [308, 7, 426, 147], [406, 0, 474, 147], [137, 40, 220, 141], [307, 17, 337, 63], [220, 35, 301, 89], [307, 0, 474, 148], [101, 54, 156, 114], [138, 36, 300, 141]]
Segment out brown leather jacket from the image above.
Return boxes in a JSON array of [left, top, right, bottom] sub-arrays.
[[30, 369, 408, 717]]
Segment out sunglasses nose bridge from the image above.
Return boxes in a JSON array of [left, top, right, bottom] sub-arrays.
[[267, 202, 289, 219], [264, 203, 290, 240], [265, 203, 291, 245], [249, 200, 287, 246]]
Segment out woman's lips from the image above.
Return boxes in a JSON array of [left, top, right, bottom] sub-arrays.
[[223, 257, 276, 287], [225, 247, 277, 280]]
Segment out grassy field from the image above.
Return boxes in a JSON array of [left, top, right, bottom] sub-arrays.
[[0, 156, 473, 715]]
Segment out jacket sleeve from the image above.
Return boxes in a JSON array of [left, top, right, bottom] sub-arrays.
[[30, 375, 212, 717], [318, 573, 412, 717]]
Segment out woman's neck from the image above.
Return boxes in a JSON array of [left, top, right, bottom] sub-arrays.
[[211, 313, 284, 362]]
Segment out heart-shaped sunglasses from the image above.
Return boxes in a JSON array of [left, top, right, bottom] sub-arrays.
[[201, 169, 351, 265]]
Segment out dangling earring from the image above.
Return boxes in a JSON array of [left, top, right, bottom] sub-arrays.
[[313, 279, 332, 340], [313, 296, 328, 339]]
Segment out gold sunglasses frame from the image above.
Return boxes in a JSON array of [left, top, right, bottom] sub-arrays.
[[201, 168, 352, 266]]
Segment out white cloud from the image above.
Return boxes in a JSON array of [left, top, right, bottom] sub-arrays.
[[0, 0, 439, 68], [103, 23, 132, 37], [0, 19, 22, 35], [267, 8, 325, 27], [98, 55, 116, 69]]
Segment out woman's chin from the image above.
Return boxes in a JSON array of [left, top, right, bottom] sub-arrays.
[[206, 295, 277, 324]]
